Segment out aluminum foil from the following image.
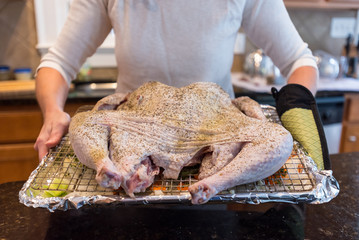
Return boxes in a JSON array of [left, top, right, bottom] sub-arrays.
[[19, 106, 340, 212]]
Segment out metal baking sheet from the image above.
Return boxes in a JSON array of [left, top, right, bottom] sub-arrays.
[[19, 106, 340, 211]]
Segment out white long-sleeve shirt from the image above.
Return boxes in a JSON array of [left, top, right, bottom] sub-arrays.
[[38, 0, 317, 98]]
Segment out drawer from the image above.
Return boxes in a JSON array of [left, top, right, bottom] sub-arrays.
[[0, 110, 43, 144], [0, 101, 98, 144], [0, 143, 39, 184], [340, 124, 359, 152]]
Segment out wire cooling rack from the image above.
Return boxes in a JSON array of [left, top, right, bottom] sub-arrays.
[[26, 106, 315, 200]]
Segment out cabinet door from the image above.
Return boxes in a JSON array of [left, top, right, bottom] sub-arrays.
[[0, 110, 43, 144], [344, 95, 359, 122], [0, 143, 39, 184], [0, 102, 95, 144], [340, 124, 359, 153], [340, 94, 359, 152], [0, 101, 99, 184]]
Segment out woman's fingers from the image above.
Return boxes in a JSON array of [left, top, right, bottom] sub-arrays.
[[34, 112, 71, 161]]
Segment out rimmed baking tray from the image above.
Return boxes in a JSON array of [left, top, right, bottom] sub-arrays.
[[19, 106, 339, 212]]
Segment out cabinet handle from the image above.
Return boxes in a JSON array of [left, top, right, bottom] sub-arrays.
[[348, 136, 357, 142]]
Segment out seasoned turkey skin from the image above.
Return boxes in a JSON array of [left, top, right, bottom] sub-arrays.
[[69, 82, 293, 204]]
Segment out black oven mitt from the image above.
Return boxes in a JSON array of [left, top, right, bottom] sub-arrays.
[[271, 84, 330, 170]]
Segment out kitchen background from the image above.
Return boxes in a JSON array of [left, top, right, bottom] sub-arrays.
[[0, 0, 39, 71], [1, 0, 359, 184], [0, 0, 358, 78]]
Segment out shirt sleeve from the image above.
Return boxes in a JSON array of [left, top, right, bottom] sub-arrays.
[[241, 0, 318, 78], [36, 0, 112, 85]]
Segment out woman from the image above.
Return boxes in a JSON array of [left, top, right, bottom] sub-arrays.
[[34, 0, 323, 167]]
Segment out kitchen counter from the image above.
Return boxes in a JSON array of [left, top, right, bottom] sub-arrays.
[[0, 78, 353, 101], [0, 79, 349, 125], [0, 153, 358, 240]]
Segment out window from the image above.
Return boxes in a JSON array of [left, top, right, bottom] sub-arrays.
[[34, 0, 116, 67]]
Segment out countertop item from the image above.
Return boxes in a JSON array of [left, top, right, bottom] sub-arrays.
[[314, 50, 340, 79], [243, 49, 283, 85], [13, 68, 32, 80], [0, 152, 357, 240], [231, 72, 359, 93], [0, 65, 11, 81]]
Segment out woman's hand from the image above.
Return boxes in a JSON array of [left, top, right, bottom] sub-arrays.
[[34, 109, 71, 161], [34, 67, 70, 161]]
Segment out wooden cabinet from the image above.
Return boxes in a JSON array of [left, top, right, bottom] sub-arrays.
[[0, 144, 39, 184], [340, 94, 359, 152], [284, 0, 359, 9], [0, 108, 43, 144], [327, 0, 359, 3], [0, 100, 98, 184]]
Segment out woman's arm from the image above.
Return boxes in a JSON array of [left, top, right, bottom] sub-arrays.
[[34, 68, 71, 160], [34, 0, 112, 160], [241, 0, 318, 91], [287, 66, 318, 96]]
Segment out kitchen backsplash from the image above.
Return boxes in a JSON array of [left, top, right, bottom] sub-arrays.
[[290, 9, 357, 57], [0, 1, 357, 76], [0, 0, 40, 75], [245, 9, 357, 58]]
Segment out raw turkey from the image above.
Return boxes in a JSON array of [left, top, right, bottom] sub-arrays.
[[69, 82, 293, 204]]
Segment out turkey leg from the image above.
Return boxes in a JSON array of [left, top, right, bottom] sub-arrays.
[[189, 122, 293, 204]]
